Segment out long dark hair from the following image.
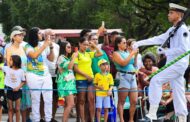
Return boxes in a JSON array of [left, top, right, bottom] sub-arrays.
[[11, 55, 21, 68], [28, 27, 40, 47], [114, 36, 125, 51], [58, 41, 71, 58]]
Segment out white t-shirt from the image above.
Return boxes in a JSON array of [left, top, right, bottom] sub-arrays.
[[3, 66, 25, 89], [45, 42, 60, 77]]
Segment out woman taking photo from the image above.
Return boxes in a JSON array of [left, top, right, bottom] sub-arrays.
[[112, 37, 138, 122], [24, 27, 54, 122], [57, 41, 78, 122], [74, 37, 102, 122]]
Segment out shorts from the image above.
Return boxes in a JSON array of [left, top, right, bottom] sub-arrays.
[[76, 80, 93, 89], [6, 86, 22, 101], [96, 96, 111, 108], [0, 89, 6, 105], [116, 72, 137, 89]]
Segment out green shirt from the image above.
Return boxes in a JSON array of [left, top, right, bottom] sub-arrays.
[[86, 49, 109, 75], [0, 63, 4, 88]]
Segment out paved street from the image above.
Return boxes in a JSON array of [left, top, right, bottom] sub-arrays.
[[2, 107, 121, 122], [2, 107, 77, 122]]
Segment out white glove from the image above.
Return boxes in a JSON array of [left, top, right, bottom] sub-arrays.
[[132, 43, 139, 50], [157, 47, 165, 55]]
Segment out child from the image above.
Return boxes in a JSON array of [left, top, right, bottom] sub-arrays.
[[1, 55, 25, 122], [94, 59, 114, 122], [0, 53, 5, 121]]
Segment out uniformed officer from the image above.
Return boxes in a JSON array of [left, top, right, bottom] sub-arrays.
[[133, 3, 189, 122]]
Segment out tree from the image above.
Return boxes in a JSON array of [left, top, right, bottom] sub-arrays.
[[0, 0, 189, 42], [0, 0, 73, 34]]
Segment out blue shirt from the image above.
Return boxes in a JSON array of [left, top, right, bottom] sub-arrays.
[[114, 51, 135, 72]]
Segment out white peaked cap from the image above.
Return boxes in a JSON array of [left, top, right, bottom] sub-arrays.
[[169, 3, 187, 12]]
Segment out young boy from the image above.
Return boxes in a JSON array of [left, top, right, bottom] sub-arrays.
[[94, 59, 114, 122]]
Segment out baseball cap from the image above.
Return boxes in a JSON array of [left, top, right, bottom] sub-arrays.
[[98, 59, 108, 67], [11, 25, 26, 32], [10, 30, 24, 40]]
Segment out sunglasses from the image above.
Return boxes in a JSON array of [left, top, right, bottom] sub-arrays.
[[15, 34, 24, 37], [100, 62, 108, 66]]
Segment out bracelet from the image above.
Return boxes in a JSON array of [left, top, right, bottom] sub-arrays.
[[50, 46, 54, 49]]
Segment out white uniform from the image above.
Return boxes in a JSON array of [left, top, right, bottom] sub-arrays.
[[135, 24, 190, 116]]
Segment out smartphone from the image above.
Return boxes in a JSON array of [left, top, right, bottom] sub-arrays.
[[74, 47, 78, 52], [102, 21, 105, 28], [47, 35, 50, 40]]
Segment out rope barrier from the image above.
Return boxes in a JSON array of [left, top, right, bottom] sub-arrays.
[[0, 88, 189, 92]]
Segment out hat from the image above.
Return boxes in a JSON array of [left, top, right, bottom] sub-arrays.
[[11, 25, 26, 32], [98, 59, 108, 67], [169, 3, 187, 13], [10, 30, 24, 40]]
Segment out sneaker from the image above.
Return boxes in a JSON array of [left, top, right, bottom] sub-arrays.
[[50, 118, 58, 122]]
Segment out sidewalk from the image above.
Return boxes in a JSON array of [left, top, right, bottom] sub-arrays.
[[2, 107, 77, 122]]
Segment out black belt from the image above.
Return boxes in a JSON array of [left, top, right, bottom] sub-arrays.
[[118, 70, 136, 75]]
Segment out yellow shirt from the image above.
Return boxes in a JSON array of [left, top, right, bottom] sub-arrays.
[[74, 51, 95, 80], [94, 73, 114, 96]]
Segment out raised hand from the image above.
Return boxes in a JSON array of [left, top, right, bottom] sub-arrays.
[[132, 43, 139, 50]]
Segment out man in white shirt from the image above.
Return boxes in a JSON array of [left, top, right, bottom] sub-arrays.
[[43, 29, 60, 121], [133, 3, 189, 122]]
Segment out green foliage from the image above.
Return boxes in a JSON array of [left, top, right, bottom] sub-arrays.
[[0, 0, 189, 47]]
